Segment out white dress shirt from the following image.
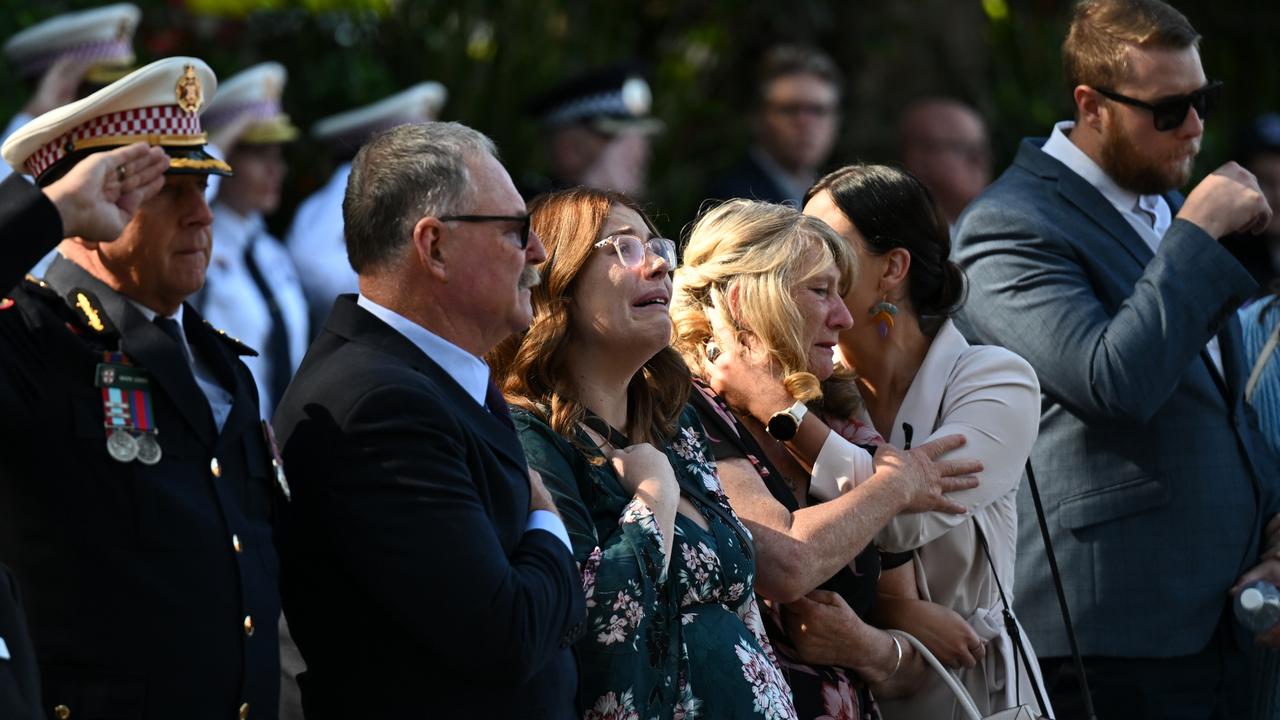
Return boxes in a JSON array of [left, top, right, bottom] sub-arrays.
[[355, 294, 572, 551], [1043, 120, 1223, 376], [0, 113, 32, 184], [202, 203, 310, 419]]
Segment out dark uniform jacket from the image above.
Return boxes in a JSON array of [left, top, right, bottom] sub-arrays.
[[0, 563, 41, 720], [0, 175, 283, 719], [274, 295, 585, 719]]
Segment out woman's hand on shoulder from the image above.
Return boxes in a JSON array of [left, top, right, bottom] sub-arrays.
[[872, 435, 981, 514], [607, 443, 678, 499]]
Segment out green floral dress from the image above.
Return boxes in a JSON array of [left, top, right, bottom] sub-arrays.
[[515, 405, 798, 720]]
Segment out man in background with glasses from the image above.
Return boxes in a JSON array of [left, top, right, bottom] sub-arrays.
[[706, 45, 841, 208], [272, 121, 585, 718], [953, 0, 1279, 716]]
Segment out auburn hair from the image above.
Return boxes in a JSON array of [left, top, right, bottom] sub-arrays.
[[488, 187, 690, 445], [1062, 0, 1199, 94]]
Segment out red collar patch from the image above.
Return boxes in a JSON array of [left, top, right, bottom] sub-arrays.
[[0, 298, 14, 311]]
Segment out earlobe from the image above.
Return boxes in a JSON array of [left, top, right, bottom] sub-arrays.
[[414, 217, 449, 281]]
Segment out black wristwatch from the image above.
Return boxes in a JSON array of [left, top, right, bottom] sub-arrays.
[[765, 401, 808, 442]]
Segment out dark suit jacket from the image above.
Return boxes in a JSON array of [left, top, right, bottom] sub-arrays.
[[274, 296, 584, 719], [0, 564, 41, 720], [0, 175, 283, 719], [704, 152, 797, 206], [953, 139, 1280, 658]]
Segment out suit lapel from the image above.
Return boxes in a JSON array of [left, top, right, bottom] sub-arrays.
[[325, 296, 528, 472], [45, 256, 217, 446]]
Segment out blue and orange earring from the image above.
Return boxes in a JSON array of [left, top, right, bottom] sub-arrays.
[[870, 297, 898, 338]]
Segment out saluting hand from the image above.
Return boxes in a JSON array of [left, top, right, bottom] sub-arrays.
[[45, 142, 169, 244]]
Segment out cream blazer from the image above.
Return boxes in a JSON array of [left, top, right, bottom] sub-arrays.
[[870, 320, 1051, 720]]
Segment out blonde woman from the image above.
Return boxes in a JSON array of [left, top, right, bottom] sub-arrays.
[[670, 200, 981, 719]]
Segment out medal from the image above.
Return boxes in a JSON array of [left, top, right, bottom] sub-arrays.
[[95, 351, 160, 465], [106, 428, 139, 462], [136, 433, 162, 465]]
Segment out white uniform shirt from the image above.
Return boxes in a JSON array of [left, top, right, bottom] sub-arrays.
[[286, 163, 357, 326], [200, 203, 310, 420]]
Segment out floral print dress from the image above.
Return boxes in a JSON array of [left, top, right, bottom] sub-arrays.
[[514, 405, 798, 720]]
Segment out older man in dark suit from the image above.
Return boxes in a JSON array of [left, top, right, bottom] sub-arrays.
[[954, 1, 1279, 717], [274, 122, 584, 718]]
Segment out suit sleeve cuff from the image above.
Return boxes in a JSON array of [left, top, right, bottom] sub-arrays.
[[526, 510, 572, 553]]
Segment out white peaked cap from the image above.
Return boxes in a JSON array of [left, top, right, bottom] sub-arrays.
[[4, 4, 142, 79], [312, 82, 448, 143], [2, 56, 231, 184]]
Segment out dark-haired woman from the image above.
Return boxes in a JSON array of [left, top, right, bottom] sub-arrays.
[[491, 188, 797, 719], [801, 164, 1051, 718]]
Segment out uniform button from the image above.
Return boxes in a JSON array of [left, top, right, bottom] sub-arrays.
[[54, 705, 71, 720], [244, 615, 254, 636], [232, 534, 243, 553], [239, 703, 250, 719], [210, 457, 222, 478]]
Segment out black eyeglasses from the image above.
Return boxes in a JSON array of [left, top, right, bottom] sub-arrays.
[[1093, 81, 1223, 132], [438, 214, 532, 249]]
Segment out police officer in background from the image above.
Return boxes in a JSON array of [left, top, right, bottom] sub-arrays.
[[1, 3, 144, 182], [285, 82, 446, 330], [199, 62, 309, 420], [0, 57, 284, 720], [522, 64, 662, 199]]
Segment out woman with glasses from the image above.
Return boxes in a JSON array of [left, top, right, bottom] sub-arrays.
[[670, 199, 985, 719], [490, 188, 798, 719]]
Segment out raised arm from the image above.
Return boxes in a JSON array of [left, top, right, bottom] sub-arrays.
[[955, 194, 1256, 425]]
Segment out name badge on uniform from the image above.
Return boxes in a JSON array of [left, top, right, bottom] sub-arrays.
[[0, 635, 10, 660], [94, 351, 162, 465]]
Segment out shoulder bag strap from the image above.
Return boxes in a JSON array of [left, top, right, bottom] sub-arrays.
[[1245, 317, 1280, 403], [974, 520, 1049, 717], [1025, 459, 1097, 720]]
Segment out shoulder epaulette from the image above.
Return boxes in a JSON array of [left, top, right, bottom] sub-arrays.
[[204, 320, 259, 356]]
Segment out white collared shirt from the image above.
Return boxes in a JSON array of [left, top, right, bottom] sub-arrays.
[[203, 203, 310, 420], [1043, 120, 1222, 376], [127, 301, 235, 431], [288, 164, 358, 323], [355, 294, 571, 551]]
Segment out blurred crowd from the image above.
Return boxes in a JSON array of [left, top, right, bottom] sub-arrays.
[[0, 1, 1278, 719]]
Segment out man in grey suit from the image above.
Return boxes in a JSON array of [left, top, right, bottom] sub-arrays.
[[953, 0, 1280, 716]]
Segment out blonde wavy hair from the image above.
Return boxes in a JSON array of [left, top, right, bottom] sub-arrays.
[[671, 199, 859, 407], [488, 188, 690, 446]]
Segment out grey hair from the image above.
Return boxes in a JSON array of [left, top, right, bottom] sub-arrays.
[[343, 121, 498, 273]]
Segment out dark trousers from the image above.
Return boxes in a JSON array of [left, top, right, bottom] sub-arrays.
[[1039, 613, 1251, 720]]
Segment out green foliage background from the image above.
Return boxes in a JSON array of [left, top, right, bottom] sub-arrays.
[[2, 0, 1278, 236]]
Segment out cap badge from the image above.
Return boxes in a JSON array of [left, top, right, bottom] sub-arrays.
[[621, 77, 652, 117], [176, 64, 203, 114]]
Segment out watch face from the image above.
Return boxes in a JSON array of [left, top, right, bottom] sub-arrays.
[[767, 411, 799, 441]]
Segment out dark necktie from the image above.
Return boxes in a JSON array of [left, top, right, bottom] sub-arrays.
[[242, 234, 293, 411], [154, 316, 186, 348], [485, 378, 515, 431]]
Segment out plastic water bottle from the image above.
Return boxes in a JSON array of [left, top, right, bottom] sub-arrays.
[[1235, 581, 1280, 633]]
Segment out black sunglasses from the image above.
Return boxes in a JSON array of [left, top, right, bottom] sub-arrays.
[[439, 214, 532, 249], [1093, 81, 1223, 132]]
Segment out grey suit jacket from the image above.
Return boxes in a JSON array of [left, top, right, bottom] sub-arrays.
[[953, 138, 1280, 658]]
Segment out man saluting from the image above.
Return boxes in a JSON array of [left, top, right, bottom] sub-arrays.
[[0, 57, 285, 720]]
